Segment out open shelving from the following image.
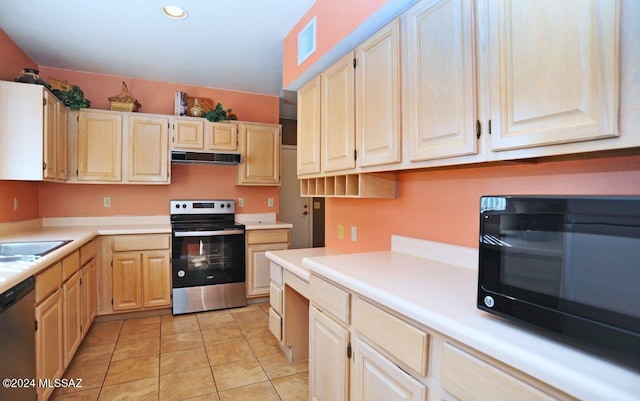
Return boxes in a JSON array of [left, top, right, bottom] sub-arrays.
[[299, 173, 396, 199]]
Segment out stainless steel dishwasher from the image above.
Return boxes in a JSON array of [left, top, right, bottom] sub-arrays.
[[0, 275, 36, 401]]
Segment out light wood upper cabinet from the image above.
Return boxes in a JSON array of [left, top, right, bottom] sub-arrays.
[[78, 111, 123, 182], [0, 82, 68, 181], [356, 18, 401, 167], [206, 122, 238, 151], [404, 0, 478, 161], [321, 52, 356, 173], [72, 110, 170, 184], [237, 122, 282, 185], [43, 91, 68, 180], [297, 76, 322, 176], [172, 117, 238, 151], [487, 0, 619, 152], [127, 115, 169, 182], [173, 117, 204, 149]]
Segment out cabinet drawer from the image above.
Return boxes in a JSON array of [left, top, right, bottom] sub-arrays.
[[112, 234, 170, 252], [441, 343, 557, 401], [62, 251, 80, 281], [247, 229, 289, 245], [355, 297, 429, 376], [269, 307, 282, 341], [309, 274, 350, 325], [270, 282, 283, 314], [80, 240, 96, 266], [270, 262, 283, 285], [36, 262, 62, 303]]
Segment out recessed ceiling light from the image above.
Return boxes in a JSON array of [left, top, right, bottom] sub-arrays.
[[162, 5, 187, 20]]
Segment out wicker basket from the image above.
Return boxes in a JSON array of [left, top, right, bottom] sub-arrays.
[[47, 77, 76, 92], [108, 81, 141, 112]]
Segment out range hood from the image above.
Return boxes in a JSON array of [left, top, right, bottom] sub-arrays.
[[171, 151, 242, 165]]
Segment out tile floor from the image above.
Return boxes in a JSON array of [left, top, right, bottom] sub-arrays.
[[51, 303, 308, 401]]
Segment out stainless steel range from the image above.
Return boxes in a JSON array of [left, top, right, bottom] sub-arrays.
[[170, 200, 246, 315]]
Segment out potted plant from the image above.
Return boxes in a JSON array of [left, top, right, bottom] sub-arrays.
[[201, 103, 234, 122]]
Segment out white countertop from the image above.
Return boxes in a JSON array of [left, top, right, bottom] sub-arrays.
[[236, 212, 292, 230], [0, 217, 170, 293], [265, 247, 344, 282], [302, 235, 640, 401]]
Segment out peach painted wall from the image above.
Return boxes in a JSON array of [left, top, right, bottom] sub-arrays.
[[0, 29, 41, 223], [39, 164, 278, 217], [38, 67, 279, 123], [283, 0, 389, 87], [325, 155, 640, 253]]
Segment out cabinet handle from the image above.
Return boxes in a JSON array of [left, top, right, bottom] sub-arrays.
[[42, 162, 47, 171], [346, 342, 352, 359]]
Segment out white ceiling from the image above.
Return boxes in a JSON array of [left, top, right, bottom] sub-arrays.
[[0, 0, 315, 106]]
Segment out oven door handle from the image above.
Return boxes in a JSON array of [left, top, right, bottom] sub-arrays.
[[173, 229, 244, 237]]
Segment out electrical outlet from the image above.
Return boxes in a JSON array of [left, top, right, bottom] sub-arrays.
[[238, 197, 245, 207], [104, 197, 111, 207], [267, 198, 274, 207], [338, 224, 344, 240], [351, 226, 357, 242], [13, 197, 19, 211]]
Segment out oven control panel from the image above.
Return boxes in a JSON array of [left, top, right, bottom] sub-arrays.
[[171, 200, 235, 214]]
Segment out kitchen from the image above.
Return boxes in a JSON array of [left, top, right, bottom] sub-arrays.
[[1, 0, 640, 400]]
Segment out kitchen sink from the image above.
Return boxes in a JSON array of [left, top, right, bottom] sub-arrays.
[[0, 240, 72, 259]]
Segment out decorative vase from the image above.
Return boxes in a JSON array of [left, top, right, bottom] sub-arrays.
[[190, 98, 203, 117]]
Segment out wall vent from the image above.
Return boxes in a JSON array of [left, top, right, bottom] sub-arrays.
[[298, 17, 317, 65]]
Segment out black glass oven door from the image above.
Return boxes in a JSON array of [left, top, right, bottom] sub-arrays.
[[172, 230, 245, 288]]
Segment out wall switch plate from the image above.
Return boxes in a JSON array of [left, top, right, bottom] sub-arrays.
[[268, 198, 274, 207], [238, 197, 245, 207], [13, 197, 19, 211], [104, 197, 111, 207], [338, 224, 344, 240], [351, 226, 357, 242]]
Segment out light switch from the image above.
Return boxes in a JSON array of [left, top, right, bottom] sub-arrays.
[[351, 226, 357, 242], [238, 197, 245, 207], [268, 198, 274, 207], [104, 197, 111, 207], [338, 224, 344, 240]]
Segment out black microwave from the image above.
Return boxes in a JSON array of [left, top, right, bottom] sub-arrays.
[[478, 195, 640, 364]]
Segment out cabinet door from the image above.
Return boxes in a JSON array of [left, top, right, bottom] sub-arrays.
[[78, 111, 123, 181], [297, 76, 322, 175], [246, 242, 288, 297], [128, 115, 170, 182], [81, 258, 97, 335], [352, 338, 426, 401], [206, 122, 237, 151], [173, 117, 204, 149], [321, 52, 356, 172], [404, 0, 478, 161], [112, 252, 143, 311], [36, 289, 63, 401], [488, 0, 619, 152], [63, 272, 82, 368], [237, 123, 281, 185], [43, 91, 58, 179], [142, 250, 171, 308], [356, 19, 401, 167], [310, 306, 350, 401], [56, 102, 68, 179]]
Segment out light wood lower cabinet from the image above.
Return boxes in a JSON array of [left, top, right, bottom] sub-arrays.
[[35, 288, 63, 401], [62, 271, 82, 367], [35, 240, 97, 401], [309, 275, 574, 401], [113, 250, 171, 311], [110, 234, 172, 312], [352, 338, 426, 401], [246, 229, 289, 298], [310, 306, 350, 401]]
